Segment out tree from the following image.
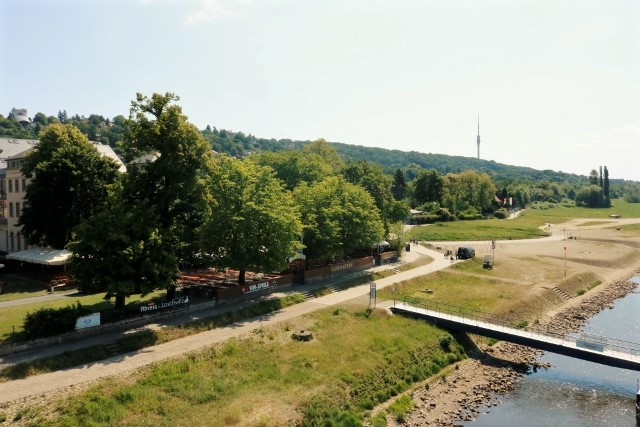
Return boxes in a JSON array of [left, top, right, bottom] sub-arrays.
[[575, 185, 605, 208], [588, 169, 599, 185], [413, 169, 444, 206], [295, 176, 384, 262], [391, 169, 407, 201], [303, 139, 344, 174], [68, 186, 178, 310], [603, 166, 611, 207], [121, 92, 213, 267], [252, 150, 332, 191], [342, 160, 405, 231], [19, 124, 120, 248], [198, 155, 302, 284], [57, 110, 68, 123]]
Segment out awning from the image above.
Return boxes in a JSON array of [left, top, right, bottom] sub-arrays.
[[6, 248, 71, 266]]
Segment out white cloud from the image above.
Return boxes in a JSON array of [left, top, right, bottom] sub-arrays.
[[184, 0, 236, 26], [614, 124, 640, 133]]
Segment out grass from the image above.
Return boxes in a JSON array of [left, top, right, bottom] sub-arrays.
[[379, 269, 530, 316], [0, 289, 168, 342], [21, 306, 466, 426], [0, 293, 306, 382], [409, 200, 640, 242], [0, 276, 53, 303]]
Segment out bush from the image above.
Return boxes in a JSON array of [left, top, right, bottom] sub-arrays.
[[387, 395, 413, 423], [23, 303, 85, 340], [438, 333, 453, 351], [493, 208, 509, 219]]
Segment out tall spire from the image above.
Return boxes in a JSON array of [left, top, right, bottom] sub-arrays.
[[476, 114, 481, 160]]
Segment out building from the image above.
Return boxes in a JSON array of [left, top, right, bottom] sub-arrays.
[[10, 108, 30, 126], [0, 138, 125, 254]]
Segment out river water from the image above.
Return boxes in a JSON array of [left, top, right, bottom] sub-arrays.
[[462, 277, 640, 427]]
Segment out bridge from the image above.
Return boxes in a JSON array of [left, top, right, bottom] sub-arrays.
[[390, 297, 640, 371]]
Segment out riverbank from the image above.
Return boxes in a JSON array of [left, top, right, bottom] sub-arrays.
[[399, 271, 640, 427]]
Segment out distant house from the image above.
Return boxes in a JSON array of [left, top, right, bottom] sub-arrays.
[[10, 108, 30, 126], [0, 138, 126, 253]]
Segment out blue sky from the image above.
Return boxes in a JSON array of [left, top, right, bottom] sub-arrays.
[[2, 0, 639, 180]]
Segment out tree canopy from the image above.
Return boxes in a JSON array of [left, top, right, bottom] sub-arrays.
[[20, 124, 120, 248], [198, 155, 302, 283]]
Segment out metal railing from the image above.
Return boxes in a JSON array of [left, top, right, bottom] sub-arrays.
[[396, 296, 640, 358]]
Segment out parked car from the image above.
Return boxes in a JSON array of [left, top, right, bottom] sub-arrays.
[[456, 247, 475, 259]]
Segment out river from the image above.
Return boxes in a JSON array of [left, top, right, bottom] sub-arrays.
[[462, 277, 640, 427]]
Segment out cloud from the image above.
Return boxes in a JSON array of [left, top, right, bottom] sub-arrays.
[[614, 124, 640, 133], [562, 19, 614, 47], [184, 0, 236, 26]]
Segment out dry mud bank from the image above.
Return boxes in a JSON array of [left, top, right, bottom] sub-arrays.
[[399, 276, 639, 427]]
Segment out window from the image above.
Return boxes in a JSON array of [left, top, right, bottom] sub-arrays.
[[16, 202, 20, 218], [8, 203, 13, 218], [21, 179, 26, 192], [14, 180, 19, 193], [8, 180, 12, 193], [9, 232, 14, 252], [17, 234, 21, 251]]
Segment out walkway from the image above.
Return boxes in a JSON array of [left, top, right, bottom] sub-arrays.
[[0, 244, 454, 404], [391, 298, 640, 371]]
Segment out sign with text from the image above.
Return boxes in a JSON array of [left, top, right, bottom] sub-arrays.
[[140, 296, 189, 313], [241, 280, 277, 294]]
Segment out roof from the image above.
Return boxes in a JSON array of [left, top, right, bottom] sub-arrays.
[[6, 248, 72, 265], [0, 138, 38, 171], [0, 138, 126, 173], [92, 143, 126, 172]]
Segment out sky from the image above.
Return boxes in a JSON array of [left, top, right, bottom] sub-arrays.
[[2, 0, 639, 180]]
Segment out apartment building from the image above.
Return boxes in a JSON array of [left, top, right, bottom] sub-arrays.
[[0, 138, 125, 253]]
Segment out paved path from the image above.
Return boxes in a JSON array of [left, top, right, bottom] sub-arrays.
[[0, 244, 454, 404], [0, 290, 79, 309]]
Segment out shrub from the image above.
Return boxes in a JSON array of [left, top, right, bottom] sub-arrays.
[[511, 319, 528, 329], [387, 395, 413, 423], [23, 303, 85, 340], [493, 208, 509, 219], [438, 333, 453, 351]]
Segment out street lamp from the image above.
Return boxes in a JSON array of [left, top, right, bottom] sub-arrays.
[[564, 246, 567, 277]]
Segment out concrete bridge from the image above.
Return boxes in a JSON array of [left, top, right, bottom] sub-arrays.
[[390, 297, 640, 371]]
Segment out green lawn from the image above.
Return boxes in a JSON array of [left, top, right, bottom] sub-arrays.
[[0, 290, 167, 342], [409, 200, 640, 242], [0, 276, 51, 303], [18, 306, 465, 426]]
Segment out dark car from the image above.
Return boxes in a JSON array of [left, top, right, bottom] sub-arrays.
[[456, 247, 475, 259]]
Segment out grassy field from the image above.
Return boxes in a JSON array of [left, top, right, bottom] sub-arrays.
[[0, 290, 167, 342], [0, 276, 51, 303], [16, 306, 465, 426], [409, 200, 640, 242]]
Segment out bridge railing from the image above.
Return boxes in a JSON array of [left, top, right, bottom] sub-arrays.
[[397, 296, 640, 358]]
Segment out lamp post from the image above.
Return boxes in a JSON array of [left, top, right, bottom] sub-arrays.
[[564, 246, 567, 277]]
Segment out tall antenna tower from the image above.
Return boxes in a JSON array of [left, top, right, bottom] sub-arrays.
[[476, 114, 481, 159]]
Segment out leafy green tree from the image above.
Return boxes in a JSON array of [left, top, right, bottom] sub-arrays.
[[295, 176, 384, 262], [69, 186, 178, 310], [19, 124, 120, 248], [252, 150, 332, 191], [588, 169, 599, 185], [603, 166, 611, 206], [303, 139, 344, 173], [575, 185, 605, 208], [121, 92, 213, 267], [198, 155, 302, 283], [391, 169, 407, 201], [342, 160, 405, 231], [413, 169, 444, 206]]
